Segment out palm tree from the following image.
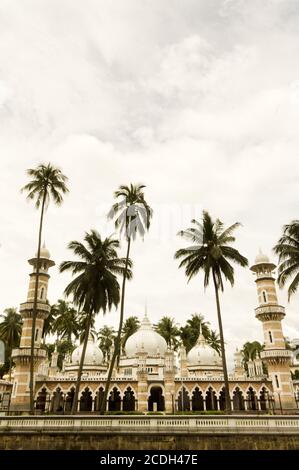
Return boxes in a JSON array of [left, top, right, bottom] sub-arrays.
[[60, 230, 131, 414], [52, 300, 80, 343], [42, 304, 58, 341], [155, 316, 180, 350], [207, 329, 221, 355], [175, 210, 248, 412], [0, 308, 22, 380], [21, 162, 68, 413], [100, 183, 152, 414], [98, 326, 116, 362], [241, 341, 264, 373], [179, 313, 210, 352], [121, 316, 140, 354], [273, 220, 299, 300]]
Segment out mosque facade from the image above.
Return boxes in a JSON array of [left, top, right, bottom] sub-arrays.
[[6, 247, 299, 414]]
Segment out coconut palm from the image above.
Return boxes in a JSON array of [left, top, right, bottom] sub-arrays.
[[60, 230, 131, 414], [179, 313, 210, 352], [273, 220, 299, 300], [52, 300, 80, 342], [42, 304, 58, 341], [98, 326, 116, 362], [121, 316, 140, 353], [207, 329, 221, 355], [175, 211, 248, 412], [21, 162, 68, 413], [100, 183, 152, 414], [155, 316, 180, 350], [0, 308, 22, 380]]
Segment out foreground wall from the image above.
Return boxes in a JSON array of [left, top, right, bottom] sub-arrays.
[[1, 433, 299, 450], [1, 415, 299, 450]]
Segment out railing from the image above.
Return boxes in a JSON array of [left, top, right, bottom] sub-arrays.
[[1, 415, 299, 434], [261, 350, 292, 359], [255, 305, 285, 316]]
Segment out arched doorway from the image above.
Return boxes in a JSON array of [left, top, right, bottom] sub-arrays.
[[123, 387, 136, 411], [36, 388, 47, 411], [95, 387, 105, 411], [232, 387, 245, 411], [219, 388, 226, 411], [148, 386, 165, 412], [192, 387, 204, 411], [51, 388, 64, 413], [177, 387, 190, 412], [65, 388, 75, 413], [259, 387, 268, 411], [79, 387, 93, 412], [108, 387, 121, 412], [247, 387, 258, 410], [205, 387, 218, 410]]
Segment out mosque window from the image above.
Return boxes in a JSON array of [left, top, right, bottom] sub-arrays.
[[40, 287, 45, 299], [124, 368, 132, 376], [146, 367, 153, 373], [35, 329, 39, 341], [262, 291, 267, 303], [275, 375, 279, 388], [269, 331, 273, 343]]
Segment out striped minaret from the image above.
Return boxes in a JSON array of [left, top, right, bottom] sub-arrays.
[[250, 251, 296, 410], [11, 244, 55, 411]]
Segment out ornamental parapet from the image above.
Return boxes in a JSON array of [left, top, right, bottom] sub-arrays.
[[11, 348, 47, 360], [19, 301, 50, 318], [255, 304, 285, 321], [261, 349, 292, 359]]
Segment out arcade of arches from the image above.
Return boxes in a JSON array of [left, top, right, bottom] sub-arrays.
[[36, 384, 273, 413]]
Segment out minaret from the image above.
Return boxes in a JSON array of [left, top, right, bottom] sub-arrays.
[[250, 251, 296, 410], [11, 244, 55, 411]]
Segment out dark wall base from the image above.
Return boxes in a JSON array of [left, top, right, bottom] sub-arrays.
[[0, 433, 299, 450]]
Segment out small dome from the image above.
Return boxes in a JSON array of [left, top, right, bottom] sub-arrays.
[[125, 314, 167, 357], [71, 334, 103, 365], [254, 250, 270, 264], [36, 243, 51, 259], [187, 333, 222, 366]]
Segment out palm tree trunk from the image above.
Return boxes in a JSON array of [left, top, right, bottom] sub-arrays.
[[100, 237, 131, 414], [212, 270, 232, 413], [29, 191, 46, 415], [71, 311, 93, 415]]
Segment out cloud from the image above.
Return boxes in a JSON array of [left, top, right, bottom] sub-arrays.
[[1, 1, 299, 367]]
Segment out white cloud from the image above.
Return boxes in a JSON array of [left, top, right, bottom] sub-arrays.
[[0, 0, 299, 368]]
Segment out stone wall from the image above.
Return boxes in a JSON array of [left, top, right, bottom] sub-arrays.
[[0, 432, 299, 450]]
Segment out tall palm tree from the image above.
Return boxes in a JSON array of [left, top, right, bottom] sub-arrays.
[[98, 326, 116, 362], [121, 316, 140, 353], [273, 220, 299, 300], [155, 316, 180, 350], [0, 308, 22, 380], [52, 300, 80, 343], [100, 183, 152, 413], [60, 230, 131, 414], [175, 211, 248, 412], [21, 162, 68, 413]]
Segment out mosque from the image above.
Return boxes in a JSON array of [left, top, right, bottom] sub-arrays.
[[2, 246, 299, 414]]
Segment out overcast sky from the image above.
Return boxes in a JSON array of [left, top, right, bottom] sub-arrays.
[[1, 0, 299, 368]]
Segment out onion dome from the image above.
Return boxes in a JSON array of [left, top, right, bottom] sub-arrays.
[[36, 243, 51, 259], [187, 330, 222, 366], [254, 250, 270, 264], [71, 334, 103, 365], [125, 314, 167, 357]]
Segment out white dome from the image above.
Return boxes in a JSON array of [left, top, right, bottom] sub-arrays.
[[125, 314, 167, 357], [254, 250, 270, 264], [187, 333, 222, 366], [71, 334, 103, 365], [36, 243, 51, 259]]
